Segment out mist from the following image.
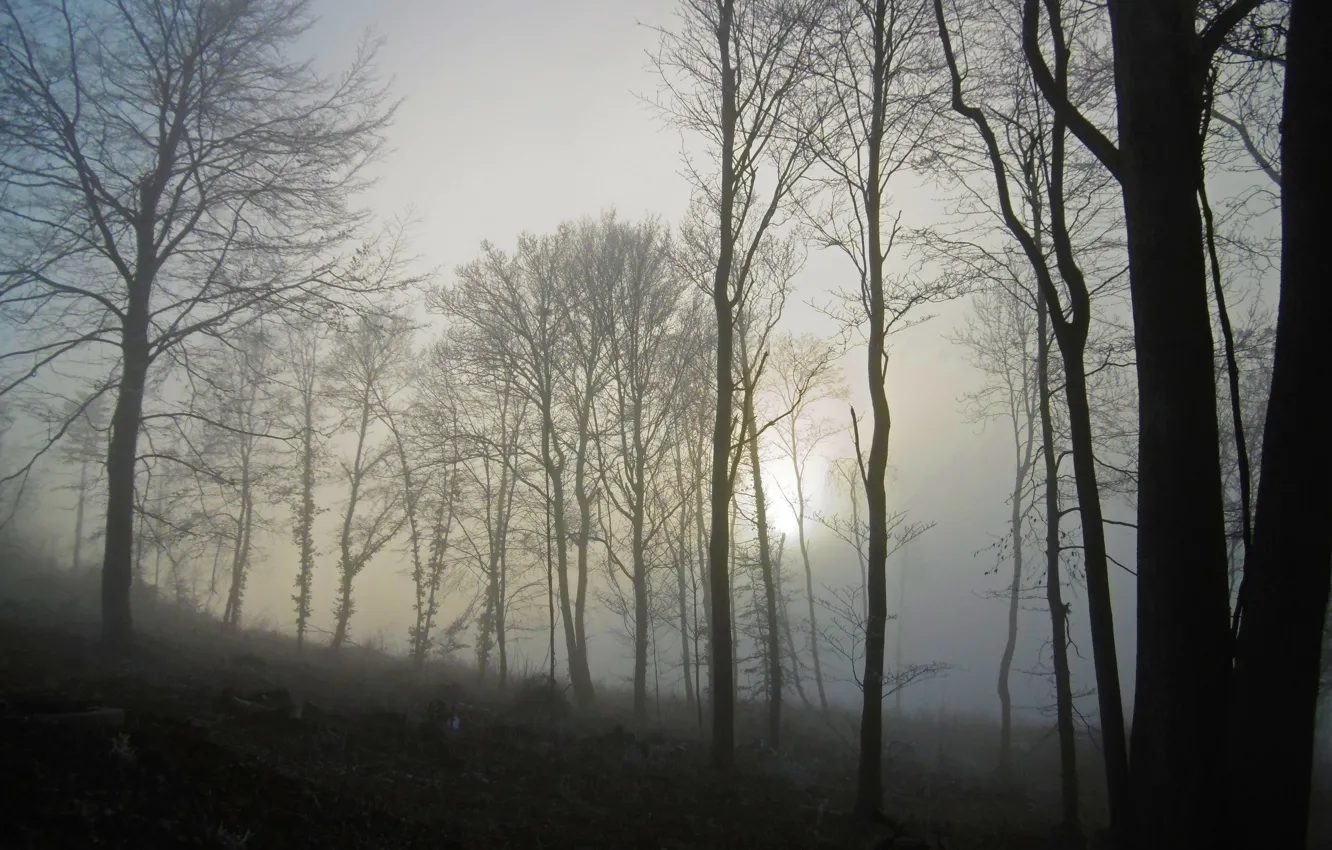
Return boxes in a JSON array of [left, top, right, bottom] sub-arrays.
[[1, 1, 1326, 849]]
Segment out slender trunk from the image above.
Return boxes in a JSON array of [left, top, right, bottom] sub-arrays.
[[707, 0, 738, 770], [742, 360, 782, 746], [331, 389, 373, 652], [331, 570, 355, 649], [632, 449, 650, 722], [856, 2, 891, 816], [543, 410, 593, 703], [996, 436, 1030, 778], [674, 445, 696, 707], [1037, 291, 1081, 839], [224, 451, 253, 630], [389, 424, 427, 664], [294, 398, 316, 650], [694, 433, 712, 669], [729, 494, 741, 706], [893, 544, 905, 715], [776, 541, 812, 710], [573, 376, 600, 705], [1231, 4, 1331, 845], [791, 428, 828, 714], [72, 462, 87, 571]]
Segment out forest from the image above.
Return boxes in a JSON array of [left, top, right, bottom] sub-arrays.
[[0, 1, 1326, 849]]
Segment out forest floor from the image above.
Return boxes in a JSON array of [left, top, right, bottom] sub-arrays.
[[0, 573, 1081, 850]]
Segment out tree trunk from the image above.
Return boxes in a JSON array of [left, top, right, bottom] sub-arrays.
[[101, 312, 150, 649], [72, 462, 87, 571], [632, 454, 650, 722], [331, 570, 355, 649], [224, 453, 253, 630], [776, 543, 812, 710], [573, 388, 599, 705], [331, 389, 373, 652], [791, 428, 828, 715], [1038, 291, 1081, 840], [294, 402, 316, 651], [1230, 2, 1331, 845], [856, 0, 892, 816], [742, 366, 783, 747], [543, 412, 595, 705], [996, 428, 1030, 779], [675, 445, 696, 708], [707, 0, 738, 770], [1107, 5, 1233, 846]]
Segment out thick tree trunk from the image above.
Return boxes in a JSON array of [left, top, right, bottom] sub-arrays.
[[1229, 3, 1331, 846], [1038, 293, 1081, 841], [1106, 5, 1233, 846], [101, 317, 150, 649]]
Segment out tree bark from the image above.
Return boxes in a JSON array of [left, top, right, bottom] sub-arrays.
[[1105, 5, 1233, 845], [1229, 2, 1332, 845]]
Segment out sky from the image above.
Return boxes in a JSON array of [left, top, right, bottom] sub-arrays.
[[8, 0, 1156, 725]]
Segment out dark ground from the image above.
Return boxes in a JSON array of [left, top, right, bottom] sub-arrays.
[[0, 570, 1105, 850]]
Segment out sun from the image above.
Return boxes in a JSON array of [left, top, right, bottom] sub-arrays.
[[766, 496, 802, 539]]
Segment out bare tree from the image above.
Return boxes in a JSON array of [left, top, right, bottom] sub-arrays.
[[272, 318, 331, 650], [453, 362, 529, 689], [0, 0, 401, 647], [800, 0, 958, 817], [947, 285, 1039, 778], [933, 0, 1135, 836], [443, 230, 598, 705], [652, 0, 826, 767], [772, 333, 847, 717], [590, 215, 690, 721], [1014, 1, 1280, 843], [207, 330, 280, 631], [325, 312, 411, 651]]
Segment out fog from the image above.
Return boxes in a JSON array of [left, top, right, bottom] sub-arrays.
[[1, 1, 1325, 846]]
